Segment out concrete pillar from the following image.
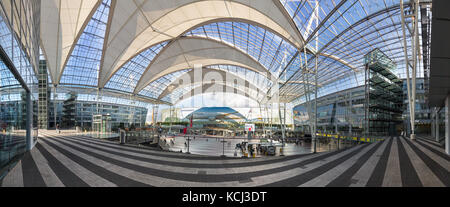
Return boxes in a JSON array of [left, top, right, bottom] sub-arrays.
[[335, 95, 338, 135], [26, 91, 33, 151], [435, 109, 440, 142], [349, 92, 352, 137], [445, 95, 449, 155], [431, 117, 435, 137]]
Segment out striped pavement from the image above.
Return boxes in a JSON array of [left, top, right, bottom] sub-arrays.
[[1, 131, 448, 187]]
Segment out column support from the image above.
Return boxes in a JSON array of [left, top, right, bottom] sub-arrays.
[[313, 54, 318, 153], [445, 95, 449, 155], [26, 91, 32, 151], [313, 1, 319, 152], [278, 102, 286, 143], [54, 85, 57, 130], [349, 91, 352, 136], [410, 0, 420, 140], [335, 94, 338, 134], [400, 0, 415, 140], [431, 109, 435, 137], [169, 105, 172, 133], [259, 102, 266, 138], [435, 108, 440, 142]]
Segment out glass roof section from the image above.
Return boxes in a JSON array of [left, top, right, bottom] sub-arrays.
[[0, 60, 19, 88], [59, 0, 111, 87], [279, 0, 399, 48], [160, 82, 202, 103], [280, 52, 356, 96], [160, 82, 265, 104], [139, 69, 192, 99], [33, 1, 426, 107], [104, 41, 167, 93], [207, 64, 273, 92], [136, 64, 274, 103], [278, 0, 423, 104], [184, 21, 298, 74], [0, 12, 37, 88]]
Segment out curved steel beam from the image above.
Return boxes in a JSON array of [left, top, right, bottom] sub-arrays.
[[134, 36, 278, 93], [318, 4, 403, 54], [170, 82, 265, 105], [318, 52, 358, 72], [99, 0, 305, 87], [157, 67, 267, 99], [101, 17, 289, 89], [279, 4, 405, 100]]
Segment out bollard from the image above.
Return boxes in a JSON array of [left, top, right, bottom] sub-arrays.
[[279, 147, 284, 156]]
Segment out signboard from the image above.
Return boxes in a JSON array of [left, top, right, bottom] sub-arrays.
[[245, 124, 255, 132]]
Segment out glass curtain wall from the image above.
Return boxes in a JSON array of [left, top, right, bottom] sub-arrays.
[[0, 0, 40, 179]]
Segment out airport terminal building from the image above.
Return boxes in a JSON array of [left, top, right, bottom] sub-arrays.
[[0, 0, 449, 187]]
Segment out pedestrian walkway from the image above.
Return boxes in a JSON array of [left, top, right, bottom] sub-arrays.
[[1, 131, 448, 187], [416, 134, 445, 148]]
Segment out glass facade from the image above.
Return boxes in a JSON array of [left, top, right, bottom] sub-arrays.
[[0, 0, 40, 179], [293, 86, 366, 136], [48, 94, 148, 131], [293, 78, 438, 139], [278, 0, 427, 104], [38, 60, 49, 129], [364, 49, 403, 137], [402, 78, 445, 136]]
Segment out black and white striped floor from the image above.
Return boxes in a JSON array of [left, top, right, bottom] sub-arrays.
[[1, 131, 448, 187]]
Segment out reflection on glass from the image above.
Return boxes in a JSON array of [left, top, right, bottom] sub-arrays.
[[0, 85, 28, 178]]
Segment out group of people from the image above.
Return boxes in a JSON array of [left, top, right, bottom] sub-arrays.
[[235, 142, 257, 157]]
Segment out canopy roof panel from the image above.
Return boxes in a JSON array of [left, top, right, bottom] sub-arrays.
[[157, 67, 263, 99], [166, 82, 265, 104], [37, 0, 424, 105], [104, 41, 167, 93], [40, 0, 100, 84], [134, 37, 277, 93], [98, 0, 304, 87], [137, 64, 271, 101], [139, 69, 192, 100], [184, 21, 298, 74]]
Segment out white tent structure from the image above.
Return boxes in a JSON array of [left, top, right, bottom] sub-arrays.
[[39, 0, 420, 107]]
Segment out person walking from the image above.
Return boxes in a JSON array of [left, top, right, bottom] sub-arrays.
[[158, 126, 163, 137]]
